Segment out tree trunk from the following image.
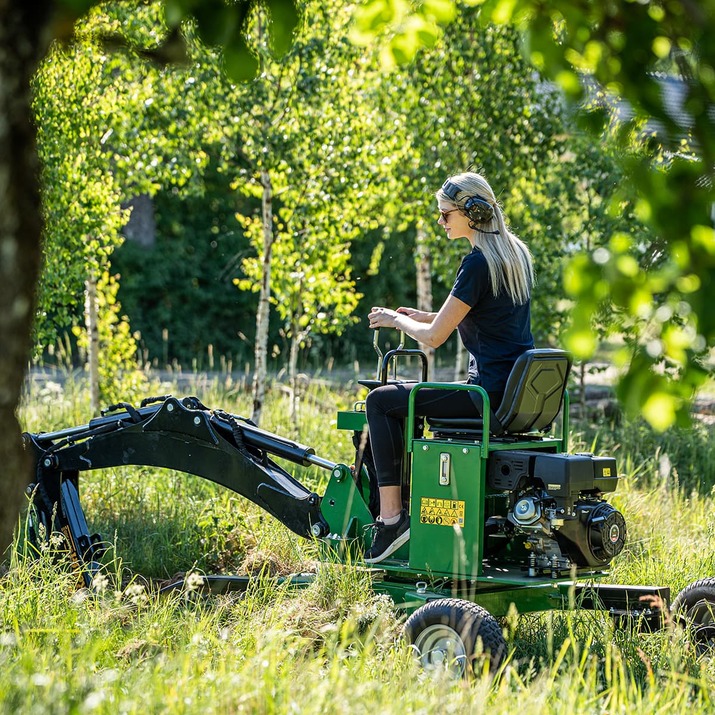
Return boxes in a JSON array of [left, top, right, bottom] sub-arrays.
[[578, 360, 587, 417], [121, 193, 156, 248], [288, 331, 300, 431], [287, 275, 304, 432], [251, 168, 274, 425], [0, 1, 53, 554], [414, 226, 435, 372], [85, 273, 100, 414]]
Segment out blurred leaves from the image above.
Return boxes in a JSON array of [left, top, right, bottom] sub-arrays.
[[355, 0, 715, 428]]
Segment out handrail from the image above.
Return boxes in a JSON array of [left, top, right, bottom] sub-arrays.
[[562, 390, 570, 452], [406, 382, 492, 459], [372, 328, 405, 381], [406, 384, 571, 458]]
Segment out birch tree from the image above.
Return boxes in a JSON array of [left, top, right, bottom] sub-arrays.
[[228, 0, 407, 424], [0, 0, 300, 555], [33, 2, 220, 408]]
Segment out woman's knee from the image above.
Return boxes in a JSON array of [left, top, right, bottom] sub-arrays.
[[365, 384, 397, 416], [364, 387, 380, 415]]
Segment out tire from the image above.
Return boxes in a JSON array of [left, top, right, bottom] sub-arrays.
[[404, 598, 506, 677], [671, 577, 715, 652]]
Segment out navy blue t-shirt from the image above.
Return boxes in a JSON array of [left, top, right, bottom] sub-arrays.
[[450, 247, 534, 397]]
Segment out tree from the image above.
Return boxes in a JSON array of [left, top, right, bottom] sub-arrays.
[[221, 1, 408, 423], [0, 0, 55, 559], [0, 0, 301, 555], [356, 0, 715, 429], [33, 2, 225, 409]]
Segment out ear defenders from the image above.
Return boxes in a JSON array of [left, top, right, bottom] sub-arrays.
[[441, 179, 495, 225]]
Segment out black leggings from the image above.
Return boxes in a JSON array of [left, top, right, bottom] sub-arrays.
[[365, 383, 500, 488]]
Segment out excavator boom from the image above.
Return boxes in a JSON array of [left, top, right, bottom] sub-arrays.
[[23, 396, 332, 586]]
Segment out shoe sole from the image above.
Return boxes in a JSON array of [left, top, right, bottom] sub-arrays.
[[363, 529, 410, 564]]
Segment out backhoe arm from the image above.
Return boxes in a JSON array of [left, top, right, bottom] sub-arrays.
[[23, 396, 332, 586]]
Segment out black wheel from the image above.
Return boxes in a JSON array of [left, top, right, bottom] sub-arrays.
[[404, 598, 506, 677], [671, 577, 715, 652]]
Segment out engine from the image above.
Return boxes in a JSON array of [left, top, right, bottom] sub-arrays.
[[485, 451, 627, 575]]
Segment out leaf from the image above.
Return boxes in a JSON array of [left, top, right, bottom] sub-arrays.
[[193, 0, 239, 47], [269, 0, 300, 57], [641, 392, 677, 432], [421, 0, 457, 25], [358, 0, 396, 32], [223, 39, 259, 81]]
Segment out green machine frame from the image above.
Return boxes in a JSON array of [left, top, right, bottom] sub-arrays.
[[329, 385, 662, 622]]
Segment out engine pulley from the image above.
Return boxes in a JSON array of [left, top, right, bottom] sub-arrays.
[[587, 503, 627, 561]]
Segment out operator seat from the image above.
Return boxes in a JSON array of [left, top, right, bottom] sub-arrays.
[[427, 348, 572, 439]]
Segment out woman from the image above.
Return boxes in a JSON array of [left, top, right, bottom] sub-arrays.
[[363, 171, 535, 563]]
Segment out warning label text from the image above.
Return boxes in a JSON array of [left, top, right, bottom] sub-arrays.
[[419, 497, 465, 527]]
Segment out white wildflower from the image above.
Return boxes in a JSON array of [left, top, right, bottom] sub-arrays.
[[185, 572, 205, 592], [91, 573, 110, 594]]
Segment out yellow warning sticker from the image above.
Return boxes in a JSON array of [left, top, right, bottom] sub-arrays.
[[603, 467, 611, 476], [419, 497, 465, 527]]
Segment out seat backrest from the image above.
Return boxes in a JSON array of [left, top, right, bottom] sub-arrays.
[[494, 348, 572, 435]]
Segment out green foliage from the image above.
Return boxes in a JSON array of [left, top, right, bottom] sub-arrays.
[[354, 0, 715, 428], [36, 0, 714, 426], [351, 0, 459, 66], [34, 1, 230, 387], [112, 161, 258, 368], [163, 0, 300, 80], [223, 0, 412, 371], [573, 415, 715, 496], [33, 36, 129, 344]]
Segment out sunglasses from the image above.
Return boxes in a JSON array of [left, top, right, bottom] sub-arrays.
[[439, 208, 460, 222]]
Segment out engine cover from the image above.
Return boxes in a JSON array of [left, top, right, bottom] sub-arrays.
[[487, 450, 619, 499], [556, 502, 627, 567]]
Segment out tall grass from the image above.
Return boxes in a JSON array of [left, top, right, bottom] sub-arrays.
[[10, 374, 715, 713]]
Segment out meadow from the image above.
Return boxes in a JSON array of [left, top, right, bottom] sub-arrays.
[[5, 371, 715, 714]]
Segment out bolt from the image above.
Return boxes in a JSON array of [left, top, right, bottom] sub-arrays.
[[311, 523, 322, 537], [422, 445, 429, 451], [194, 416, 201, 425], [462, 448, 469, 454], [167, 403, 174, 412]]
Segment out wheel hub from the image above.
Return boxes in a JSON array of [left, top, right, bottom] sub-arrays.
[[412, 624, 468, 676]]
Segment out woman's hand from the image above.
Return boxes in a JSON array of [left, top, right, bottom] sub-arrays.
[[368, 306, 400, 329]]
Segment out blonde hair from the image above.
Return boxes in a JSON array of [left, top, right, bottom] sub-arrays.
[[437, 172, 534, 305]]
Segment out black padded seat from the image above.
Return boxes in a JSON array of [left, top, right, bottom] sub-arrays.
[[427, 348, 572, 439], [358, 379, 418, 391]]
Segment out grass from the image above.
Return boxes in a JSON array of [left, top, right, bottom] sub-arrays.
[[8, 373, 715, 713]]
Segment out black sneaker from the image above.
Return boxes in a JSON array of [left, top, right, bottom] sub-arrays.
[[363, 510, 410, 563]]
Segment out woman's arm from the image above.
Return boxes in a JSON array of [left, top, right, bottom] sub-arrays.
[[395, 307, 436, 323], [369, 295, 471, 348]]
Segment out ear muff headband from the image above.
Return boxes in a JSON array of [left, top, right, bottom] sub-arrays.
[[441, 179, 495, 225]]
